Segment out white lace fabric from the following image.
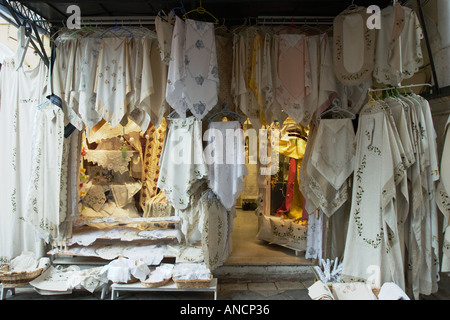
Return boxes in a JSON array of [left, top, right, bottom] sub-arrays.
[[310, 119, 356, 190], [157, 117, 208, 210], [205, 120, 248, 210], [84, 150, 137, 174]]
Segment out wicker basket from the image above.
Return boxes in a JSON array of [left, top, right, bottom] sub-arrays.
[[141, 277, 172, 288], [0, 265, 43, 288], [172, 275, 213, 289]]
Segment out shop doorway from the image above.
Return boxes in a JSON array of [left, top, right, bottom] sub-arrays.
[[225, 119, 315, 266]]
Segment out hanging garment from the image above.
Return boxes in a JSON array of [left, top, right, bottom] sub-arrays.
[[418, 94, 440, 297], [128, 36, 160, 132], [249, 32, 266, 125], [302, 34, 321, 126], [278, 118, 307, 160], [65, 39, 85, 131], [276, 157, 297, 216], [231, 27, 263, 130], [439, 116, 450, 272], [276, 34, 311, 124], [317, 34, 339, 120], [276, 158, 305, 221], [52, 40, 84, 131], [139, 118, 167, 211], [127, 37, 147, 130], [263, 33, 288, 125], [401, 93, 440, 299], [341, 101, 406, 290], [305, 208, 324, 260], [441, 115, 450, 195], [310, 118, 356, 190], [333, 6, 376, 86], [157, 117, 208, 210], [299, 123, 351, 218], [24, 99, 65, 243], [0, 59, 48, 263], [78, 38, 103, 129], [204, 120, 248, 211], [129, 33, 167, 132], [166, 16, 188, 118], [94, 37, 133, 128], [143, 192, 174, 218], [183, 19, 219, 120], [148, 38, 169, 129], [155, 11, 175, 66], [215, 33, 237, 112], [374, 4, 424, 86]]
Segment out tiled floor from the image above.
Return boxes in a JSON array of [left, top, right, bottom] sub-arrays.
[[226, 208, 313, 265]]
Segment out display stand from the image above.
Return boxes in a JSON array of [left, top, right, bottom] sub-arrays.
[[109, 278, 218, 300], [0, 285, 23, 300]]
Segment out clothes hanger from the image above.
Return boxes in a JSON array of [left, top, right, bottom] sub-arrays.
[[301, 17, 323, 34], [171, 0, 188, 17], [167, 109, 181, 120], [100, 21, 133, 39], [317, 98, 356, 121], [182, 0, 219, 25], [368, 91, 377, 106], [347, 0, 358, 11], [276, 18, 311, 35], [208, 102, 244, 123], [233, 17, 248, 36]]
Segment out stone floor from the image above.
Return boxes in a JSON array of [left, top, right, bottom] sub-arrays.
[[1, 272, 315, 300], [3, 272, 450, 300]]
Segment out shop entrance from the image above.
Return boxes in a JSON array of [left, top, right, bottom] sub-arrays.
[[225, 119, 315, 266]]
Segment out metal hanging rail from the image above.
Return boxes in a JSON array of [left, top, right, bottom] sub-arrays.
[[79, 16, 157, 26], [256, 15, 334, 25]]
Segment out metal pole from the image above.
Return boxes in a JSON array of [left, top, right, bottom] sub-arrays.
[[416, 0, 440, 95]]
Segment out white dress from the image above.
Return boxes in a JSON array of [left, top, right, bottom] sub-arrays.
[[0, 59, 47, 263], [24, 99, 65, 243], [204, 121, 248, 210], [341, 101, 406, 290], [94, 38, 133, 128]]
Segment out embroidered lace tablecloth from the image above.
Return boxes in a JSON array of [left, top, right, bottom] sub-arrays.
[[84, 150, 137, 174]]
